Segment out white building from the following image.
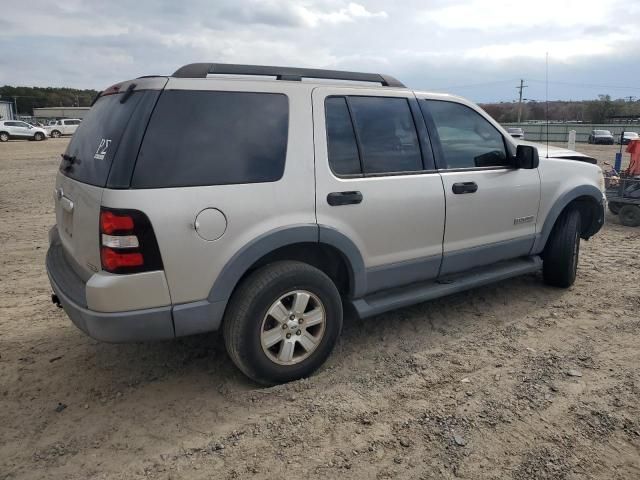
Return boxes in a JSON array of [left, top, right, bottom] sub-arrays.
[[0, 100, 14, 121], [33, 106, 90, 120]]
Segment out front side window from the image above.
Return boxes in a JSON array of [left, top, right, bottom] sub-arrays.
[[423, 100, 508, 169], [350, 97, 422, 174], [324, 96, 423, 176]]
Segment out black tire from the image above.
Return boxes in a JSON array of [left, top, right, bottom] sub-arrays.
[[543, 208, 581, 288], [0, 132, 8, 142], [619, 205, 640, 227], [608, 202, 622, 215], [223, 261, 343, 385], [34, 132, 44, 141], [51, 130, 61, 138]]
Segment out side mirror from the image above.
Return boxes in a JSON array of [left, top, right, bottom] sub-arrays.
[[514, 144, 539, 169]]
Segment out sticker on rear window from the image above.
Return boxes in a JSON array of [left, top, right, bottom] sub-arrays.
[[94, 138, 112, 160]]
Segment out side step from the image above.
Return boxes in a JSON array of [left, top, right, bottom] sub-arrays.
[[352, 256, 542, 319]]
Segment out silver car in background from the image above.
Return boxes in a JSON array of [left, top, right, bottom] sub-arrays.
[[507, 127, 525, 139]]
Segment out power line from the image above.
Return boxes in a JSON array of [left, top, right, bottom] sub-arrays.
[[428, 79, 518, 91], [528, 79, 640, 91]]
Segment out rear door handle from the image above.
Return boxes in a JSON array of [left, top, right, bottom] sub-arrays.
[[327, 191, 363, 206], [452, 182, 478, 194]]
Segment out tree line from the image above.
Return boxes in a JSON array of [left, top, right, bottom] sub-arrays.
[[0, 86, 99, 115], [480, 95, 640, 124], [2, 85, 638, 124]]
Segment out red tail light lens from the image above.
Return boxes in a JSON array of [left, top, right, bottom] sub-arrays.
[[101, 247, 144, 271], [99, 207, 163, 274], [100, 210, 135, 234]]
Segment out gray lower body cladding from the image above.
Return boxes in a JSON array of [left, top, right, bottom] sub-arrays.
[[46, 236, 223, 342]]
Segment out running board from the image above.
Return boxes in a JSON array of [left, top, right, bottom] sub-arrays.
[[352, 256, 542, 319]]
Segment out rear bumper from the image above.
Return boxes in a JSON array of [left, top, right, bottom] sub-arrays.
[[46, 227, 225, 342]]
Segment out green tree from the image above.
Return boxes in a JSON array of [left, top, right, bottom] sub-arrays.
[[0, 86, 99, 115], [585, 95, 619, 123]]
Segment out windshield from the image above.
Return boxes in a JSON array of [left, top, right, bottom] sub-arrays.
[[624, 132, 639, 137], [507, 128, 523, 133], [594, 130, 611, 135]]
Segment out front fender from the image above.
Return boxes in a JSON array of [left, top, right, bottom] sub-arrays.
[[531, 184, 604, 254]]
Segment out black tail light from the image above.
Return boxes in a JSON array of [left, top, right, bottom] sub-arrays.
[[99, 207, 163, 274]]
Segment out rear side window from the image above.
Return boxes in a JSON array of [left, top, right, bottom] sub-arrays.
[[61, 92, 151, 187], [325, 96, 423, 176], [422, 100, 508, 169], [132, 91, 289, 188]]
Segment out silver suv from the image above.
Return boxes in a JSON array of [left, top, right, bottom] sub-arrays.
[[47, 63, 605, 384], [0, 120, 47, 142]]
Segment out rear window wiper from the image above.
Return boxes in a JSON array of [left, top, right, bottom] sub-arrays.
[[120, 83, 137, 104], [61, 154, 81, 171]]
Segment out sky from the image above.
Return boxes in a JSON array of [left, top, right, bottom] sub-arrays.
[[2, 0, 640, 103]]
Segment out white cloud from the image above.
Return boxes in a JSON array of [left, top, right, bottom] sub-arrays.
[[1, 0, 639, 102], [418, 0, 617, 29], [464, 33, 634, 61], [295, 2, 388, 27]]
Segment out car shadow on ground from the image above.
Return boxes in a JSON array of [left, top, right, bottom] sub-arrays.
[[36, 271, 568, 398]]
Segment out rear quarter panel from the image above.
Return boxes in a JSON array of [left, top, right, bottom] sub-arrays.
[[101, 80, 316, 305]]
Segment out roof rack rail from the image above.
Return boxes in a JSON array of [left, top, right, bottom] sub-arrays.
[[171, 63, 406, 88]]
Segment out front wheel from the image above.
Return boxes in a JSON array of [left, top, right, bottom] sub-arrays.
[[34, 132, 44, 141], [619, 205, 640, 227], [543, 209, 581, 288], [223, 261, 343, 385], [50, 130, 61, 138]]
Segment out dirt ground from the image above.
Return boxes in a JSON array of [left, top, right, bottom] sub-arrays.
[[1, 139, 638, 480]]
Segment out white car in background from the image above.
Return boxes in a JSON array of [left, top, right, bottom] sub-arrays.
[[46, 118, 82, 138], [507, 127, 525, 139], [0, 120, 47, 142]]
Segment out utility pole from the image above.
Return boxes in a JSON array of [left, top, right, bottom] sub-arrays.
[[625, 96, 636, 102], [516, 79, 528, 123]]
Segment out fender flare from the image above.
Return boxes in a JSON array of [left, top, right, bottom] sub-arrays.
[[206, 224, 366, 304], [531, 185, 604, 255]]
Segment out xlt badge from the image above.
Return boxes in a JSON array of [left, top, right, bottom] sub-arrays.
[[514, 215, 535, 225]]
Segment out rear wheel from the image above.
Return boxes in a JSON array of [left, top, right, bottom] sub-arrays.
[[50, 130, 61, 138], [543, 208, 581, 288], [619, 205, 640, 227], [608, 202, 622, 215], [223, 261, 343, 385], [0, 132, 8, 142]]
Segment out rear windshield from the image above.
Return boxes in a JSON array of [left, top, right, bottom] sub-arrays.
[[594, 130, 611, 135], [131, 90, 289, 188], [60, 92, 151, 186]]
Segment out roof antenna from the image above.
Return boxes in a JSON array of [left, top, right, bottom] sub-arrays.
[[546, 52, 549, 158]]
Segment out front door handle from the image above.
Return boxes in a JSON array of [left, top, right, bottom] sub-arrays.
[[452, 182, 478, 194], [327, 191, 363, 206]]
